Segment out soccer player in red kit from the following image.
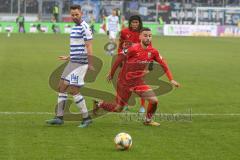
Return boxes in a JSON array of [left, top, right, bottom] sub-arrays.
[[94, 28, 180, 126], [118, 15, 142, 55], [118, 15, 147, 113]]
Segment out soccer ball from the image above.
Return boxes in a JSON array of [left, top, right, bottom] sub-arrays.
[[114, 132, 132, 150], [104, 42, 117, 56]]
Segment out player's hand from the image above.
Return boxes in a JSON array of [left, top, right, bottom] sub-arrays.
[[58, 56, 69, 61], [88, 65, 95, 71], [148, 62, 154, 71], [170, 80, 180, 88], [106, 73, 113, 83]]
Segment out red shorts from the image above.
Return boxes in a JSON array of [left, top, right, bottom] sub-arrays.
[[116, 81, 152, 107]]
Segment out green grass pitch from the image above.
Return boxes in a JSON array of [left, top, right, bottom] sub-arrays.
[[0, 33, 240, 160]]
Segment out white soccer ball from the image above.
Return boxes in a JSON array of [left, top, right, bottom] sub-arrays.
[[114, 132, 132, 150], [105, 50, 114, 56]]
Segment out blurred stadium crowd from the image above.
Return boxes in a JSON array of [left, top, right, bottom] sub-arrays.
[[0, 0, 240, 25]]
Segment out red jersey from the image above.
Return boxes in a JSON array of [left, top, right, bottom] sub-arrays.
[[111, 43, 173, 86], [118, 28, 140, 54]]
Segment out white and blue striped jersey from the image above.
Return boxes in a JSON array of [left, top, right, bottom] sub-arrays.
[[70, 21, 93, 64], [107, 15, 119, 32]]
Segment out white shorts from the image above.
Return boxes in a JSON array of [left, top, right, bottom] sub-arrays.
[[109, 31, 118, 40], [61, 62, 88, 87]]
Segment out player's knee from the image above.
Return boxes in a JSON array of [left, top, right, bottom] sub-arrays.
[[68, 90, 78, 95], [58, 80, 68, 93], [58, 85, 65, 93], [68, 86, 80, 95], [149, 98, 158, 105]]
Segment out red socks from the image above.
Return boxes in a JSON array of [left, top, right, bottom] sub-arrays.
[[146, 101, 158, 120], [141, 98, 146, 107], [99, 102, 117, 112]]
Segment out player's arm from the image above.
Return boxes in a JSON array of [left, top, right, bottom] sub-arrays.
[[118, 33, 133, 55], [107, 54, 126, 82], [154, 51, 180, 87], [83, 24, 94, 70], [117, 30, 124, 54], [85, 40, 94, 70], [107, 47, 135, 82]]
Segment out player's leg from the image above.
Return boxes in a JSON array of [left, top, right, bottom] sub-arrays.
[[93, 93, 128, 114], [47, 62, 91, 127], [143, 92, 159, 126], [139, 62, 154, 113], [93, 83, 131, 114], [93, 101, 124, 113], [135, 86, 160, 126], [142, 91, 160, 126], [68, 85, 92, 128], [46, 62, 72, 125], [139, 98, 146, 113], [109, 31, 117, 55], [68, 64, 92, 128], [138, 62, 155, 113], [21, 23, 26, 33], [46, 79, 69, 125]]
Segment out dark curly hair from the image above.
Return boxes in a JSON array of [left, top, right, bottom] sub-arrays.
[[128, 15, 143, 32]]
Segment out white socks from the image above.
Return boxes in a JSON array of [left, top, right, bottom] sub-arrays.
[[56, 93, 68, 117], [73, 94, 89, 118]]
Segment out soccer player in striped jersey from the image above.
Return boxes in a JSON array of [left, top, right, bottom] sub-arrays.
[[46, 4, 94, 128], [106, 8, 120, 55]]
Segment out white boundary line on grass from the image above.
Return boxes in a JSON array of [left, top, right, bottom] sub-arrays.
[[0, 112, 53, 115], [0, 112, 240, 116]]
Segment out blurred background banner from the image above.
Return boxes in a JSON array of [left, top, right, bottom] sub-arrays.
[[0, 0, 240, 36]]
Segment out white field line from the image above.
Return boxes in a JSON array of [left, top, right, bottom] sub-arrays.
[[0, 112, 53, 115], [0, 112, 240, 116]]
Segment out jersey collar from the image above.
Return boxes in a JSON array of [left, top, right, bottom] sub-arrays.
[[75, 19, 83, 26]]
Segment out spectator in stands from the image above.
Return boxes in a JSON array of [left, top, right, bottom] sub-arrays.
[[16, 13, 25, 33], [52, 4, 59, 22], [158, 16, 164, 35]]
